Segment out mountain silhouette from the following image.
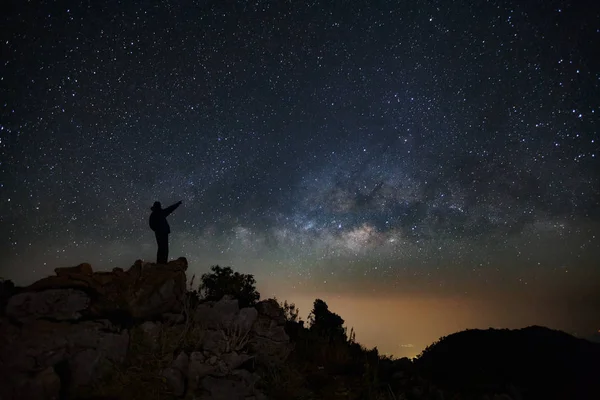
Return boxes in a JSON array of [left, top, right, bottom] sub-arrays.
[[414, 325, 600, 399]]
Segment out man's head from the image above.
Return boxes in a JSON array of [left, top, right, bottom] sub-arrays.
[[151, 201, 162, 211]]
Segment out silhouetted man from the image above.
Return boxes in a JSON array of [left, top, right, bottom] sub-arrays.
[[149, 200, 182, 264]]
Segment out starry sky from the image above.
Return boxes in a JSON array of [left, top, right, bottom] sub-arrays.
[[1, 0, 599, 357]]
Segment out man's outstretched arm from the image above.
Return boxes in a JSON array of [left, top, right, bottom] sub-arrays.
[[163, 200, 182, 216]]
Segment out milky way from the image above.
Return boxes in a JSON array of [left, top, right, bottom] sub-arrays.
[[1, 0, 599, 355]]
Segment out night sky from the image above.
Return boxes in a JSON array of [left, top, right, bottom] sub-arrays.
[[1, 0, 599, 357]]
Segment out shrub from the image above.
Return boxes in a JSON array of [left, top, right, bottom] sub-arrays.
[[199, 265, 260, 308]]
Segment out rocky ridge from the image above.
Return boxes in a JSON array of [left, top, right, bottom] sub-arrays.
[[0, 258, 292, 400]]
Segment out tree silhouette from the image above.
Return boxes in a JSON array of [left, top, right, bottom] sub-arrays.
[[199, 265, 260, 308], [308, 298, 346, 342]]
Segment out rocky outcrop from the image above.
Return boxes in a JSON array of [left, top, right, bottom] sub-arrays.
[[249, 299, 292, 366], [15, 257, 189, 321], [142, 295, 293, 399], [0, 317, 129, 399], [0, 258, 292, 400]]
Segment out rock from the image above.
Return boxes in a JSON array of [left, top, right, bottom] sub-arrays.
[[255, 298, 286, 324], [6, 288, 90, 322], [172, 352, 189, 374], [127, 260, 142, 281], [0, 318, 129, 398], [55, 263, 93, 277], [0, 260, 294, 400], [20, 258, 188, 320], [70, 348, 110, 388], [236, 307, 258, 332], [3, 366, 62, 400], [249, 300, 292, 366], [222, 351, 253, 370], [162, 312, 185, 324], [127, 258, 188, 319], [162, 349, 190, 395], [138, 321, 162, 349], [189, 352, 216, 391], [194, 303, 217, 327], [194, 295, 240, 330], [231, 368, 260, 387], [212, 295, 239, 324], [246, 394, 268, 400], [161, 366, 185, 397], [411, 386, 424, 398], [35, 367, 62, 400], [201, 375, 256, 400], [203, 329, 227, 354], [190, 351, 206, 363]]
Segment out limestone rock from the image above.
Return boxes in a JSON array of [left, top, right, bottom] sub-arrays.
[[255, 298, 286, 325], [161, 366, 185, 397], [222, 351, 254, 370], [249, 299, 293, 367], [188, 352, 216, 391], [2, 366, 61, 400], [194, 295, 240, 330], [138, 320, 162, 349], [237, 307, 258, 332], [6, 288, 90, 322], [0, 260, 293, 400], [0, 318, 128, 399], [203, 329, 227, 354], [201, 375, 256, 400], [21, 258, 188, 320], [162, 312, 185, 324], [172, 352, 190, 374], [55, 262, 93, 277]]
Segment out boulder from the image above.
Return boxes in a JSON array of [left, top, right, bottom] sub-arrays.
[[20, 257, 188, 320], [237, 307, 258, 332], [255, 298, 286, 325], [222, 351, 254, 370], [55, 262, 93, 277], [200, 373, 260, 400], [138, 320, 162, 349], [0, 318, 129, 399], [6, 288, 90, 322], [194, 295, 240, 329], [162, 352, 189, 397], [189, 351, 217, 391], [249, 299, 293, 366], [2, 366, 62, 400]]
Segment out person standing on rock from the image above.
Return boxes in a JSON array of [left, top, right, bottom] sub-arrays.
[[149, 200, 182, 264]]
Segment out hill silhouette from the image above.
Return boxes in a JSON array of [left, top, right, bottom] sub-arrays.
[[1, 259, 599, 400], [414, 326, 600, 399]]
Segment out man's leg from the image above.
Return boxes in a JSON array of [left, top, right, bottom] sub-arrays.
[[156, 233, 169, 264]]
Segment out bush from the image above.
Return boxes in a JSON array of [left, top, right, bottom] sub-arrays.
[[199, 265, 260, 308]]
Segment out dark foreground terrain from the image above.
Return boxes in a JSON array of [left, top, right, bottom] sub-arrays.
[[1, 258, 598, 400]]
